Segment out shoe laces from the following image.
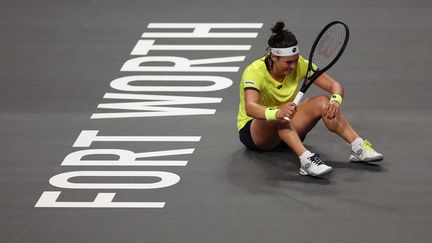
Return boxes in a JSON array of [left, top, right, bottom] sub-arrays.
[[361, 140, 377, 152], [308, 154, 323, 165]]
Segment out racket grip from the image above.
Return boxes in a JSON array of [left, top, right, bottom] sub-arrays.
[[293, 91, 304, 105], [283, 92, 305, 121]]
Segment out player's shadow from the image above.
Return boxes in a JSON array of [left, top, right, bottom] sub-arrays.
[[228, 146, 330, 187], [227, 144, 385, 191], [323, 159, 383, 172]]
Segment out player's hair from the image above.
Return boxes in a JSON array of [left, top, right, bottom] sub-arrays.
[[266, 21, 298, 70], [268, 21, 298, 48]]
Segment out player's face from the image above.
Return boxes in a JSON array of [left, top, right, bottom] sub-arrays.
[[273, 54, 299, 75]]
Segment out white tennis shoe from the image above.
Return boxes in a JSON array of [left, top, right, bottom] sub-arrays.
[[300, 153, 333, 176], [349, 140, 384, 162]]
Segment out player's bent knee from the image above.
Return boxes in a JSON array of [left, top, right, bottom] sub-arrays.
[[315, 95, 330, 114], [316, 94, 330, 104], [306, 95, 330, 117]]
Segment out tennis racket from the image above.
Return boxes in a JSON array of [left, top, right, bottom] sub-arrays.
[[284, 21, 350, 120]]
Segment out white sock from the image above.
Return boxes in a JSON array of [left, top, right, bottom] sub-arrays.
[[351, 137, 364, 152], [299, 150, 314, 161]]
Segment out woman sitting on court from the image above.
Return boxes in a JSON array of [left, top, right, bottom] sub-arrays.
[[237, 21, 383, 176]]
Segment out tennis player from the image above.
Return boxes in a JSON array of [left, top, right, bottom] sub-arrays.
[[237, 21, 383, 176]]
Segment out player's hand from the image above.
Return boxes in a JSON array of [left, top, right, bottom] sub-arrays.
[[277, 102, 297, 120], [325, 100, 340, 120]]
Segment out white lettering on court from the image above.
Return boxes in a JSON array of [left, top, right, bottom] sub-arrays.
[[36, 22, 263, 208]]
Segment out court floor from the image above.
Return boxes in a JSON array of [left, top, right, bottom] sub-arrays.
[[1, 0, 432, 242]]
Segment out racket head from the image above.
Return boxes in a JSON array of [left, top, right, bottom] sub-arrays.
[[308, 21, 350, 73]]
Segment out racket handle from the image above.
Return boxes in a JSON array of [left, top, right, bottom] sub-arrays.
[[283, 92, 305, 121], [293, 91, 304, 105]]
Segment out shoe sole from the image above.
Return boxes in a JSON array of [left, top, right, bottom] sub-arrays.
[[300, 167, 333, 176], [349, 155, 384, 163]]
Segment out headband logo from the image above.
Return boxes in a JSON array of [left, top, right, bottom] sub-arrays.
[[292, 48, 297, 53]]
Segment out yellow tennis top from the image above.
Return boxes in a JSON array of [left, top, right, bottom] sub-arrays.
[[237, 55, 311, 131]]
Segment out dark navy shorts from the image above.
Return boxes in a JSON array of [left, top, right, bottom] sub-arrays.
[[239, 119, 306, 152], [239, 120, 263, 151]]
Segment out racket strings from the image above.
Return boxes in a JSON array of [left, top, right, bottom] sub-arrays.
[[312, 23, 347, 70]]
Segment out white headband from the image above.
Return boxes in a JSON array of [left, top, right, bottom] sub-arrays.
[[270, 46, 300, 56]]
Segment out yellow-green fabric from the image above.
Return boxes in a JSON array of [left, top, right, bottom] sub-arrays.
[[237, 55, 312, 131]]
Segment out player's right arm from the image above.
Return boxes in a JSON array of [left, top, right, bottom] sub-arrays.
[[244, 89, 296, 120], [244, 89, 266, 119]]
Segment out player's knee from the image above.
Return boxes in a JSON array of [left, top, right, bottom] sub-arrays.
[[314, 95, 330, 115]]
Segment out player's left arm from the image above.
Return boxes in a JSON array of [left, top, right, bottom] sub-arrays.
[[314, 73, 344, 120]]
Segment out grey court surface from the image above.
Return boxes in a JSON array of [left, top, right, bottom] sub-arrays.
[[1, 0, 432, 242]]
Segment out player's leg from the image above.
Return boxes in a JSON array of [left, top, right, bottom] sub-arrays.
[[248, 96, 333, 152], [290, 98, 321, 137], [277, 95, 339, 176], [319, 96, 383, 161], [293, 95, 359, 143], [294, 94, 383, 162], [249, 119, 283, 151], [250, 118, 332, 176], [277, 119, 333, 176], [250, 117, 309, 155]]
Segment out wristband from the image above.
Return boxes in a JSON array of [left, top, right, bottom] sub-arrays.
[[264, 107, 279, 120], [330, 94, 343, 105]]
